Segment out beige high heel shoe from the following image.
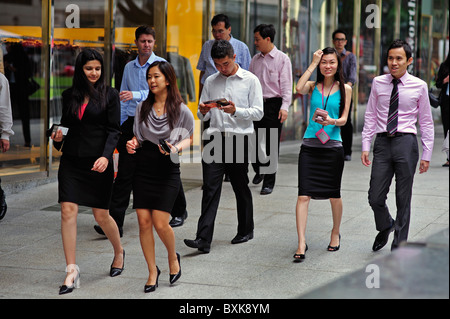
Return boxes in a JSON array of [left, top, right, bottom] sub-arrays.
[[59, 264, 80, 295]]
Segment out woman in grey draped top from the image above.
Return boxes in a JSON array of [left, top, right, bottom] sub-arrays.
[[126, 61, 194, 292]]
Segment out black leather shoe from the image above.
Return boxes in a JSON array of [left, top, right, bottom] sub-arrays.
[[94, 224, 123, 238], [372, 222, 395, 251], [0, 191, 6, 221], [231, 232, 254, 244], [169, 210, 188, 228], [260, 187, 273, 195], [184, 238, 211, 253], [252, 174, 264, 185]]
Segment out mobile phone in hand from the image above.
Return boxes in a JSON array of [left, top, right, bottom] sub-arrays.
[[159, 139, 172, 153], [203, 98, 229, 107], [46, 124, 69, 137]]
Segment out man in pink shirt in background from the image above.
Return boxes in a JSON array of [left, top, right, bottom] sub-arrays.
[[361, 39, 434, 251], [249, 24, 293, 195]]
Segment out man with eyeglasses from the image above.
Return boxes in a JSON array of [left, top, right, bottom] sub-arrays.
[[197, 14, 251, 97], [333, 29, 356, 161]]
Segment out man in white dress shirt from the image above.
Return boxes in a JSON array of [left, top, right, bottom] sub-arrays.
[[184, 40, 263, 253], [0, 72, 14, 220]]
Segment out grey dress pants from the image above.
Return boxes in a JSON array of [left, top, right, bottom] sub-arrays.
[[368, 133, 419, 248]]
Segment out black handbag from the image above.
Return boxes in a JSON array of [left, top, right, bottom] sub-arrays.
[[26, 78, 40, 96], [429, 88, 440, 108]]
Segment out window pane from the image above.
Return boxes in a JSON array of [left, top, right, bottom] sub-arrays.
[[0, 1, 43, 175]]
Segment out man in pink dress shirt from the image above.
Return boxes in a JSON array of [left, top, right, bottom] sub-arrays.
[[361, 39, 434, 251], [249, 24, 292, 195]]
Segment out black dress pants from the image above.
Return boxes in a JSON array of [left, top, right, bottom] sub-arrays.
[[10, 83, 31, 145], [368, 133, 419, 248], [109, 117, 136, 227], [252, 98, 283, 189], [196, 134, 253, 243]]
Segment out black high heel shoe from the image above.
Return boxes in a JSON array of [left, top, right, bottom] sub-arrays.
[[144, 266, 161, 293], [110, 250, 125, 277], [327, 234, 341, 251], [59, 264, 80, 295], [170, 252, 181, 285], [293, 244, 308, 262]]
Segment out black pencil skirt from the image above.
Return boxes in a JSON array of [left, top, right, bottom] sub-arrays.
[[58, 154, 114, 209], [298, 145, 344, 199], [132, 141, 181, 213]]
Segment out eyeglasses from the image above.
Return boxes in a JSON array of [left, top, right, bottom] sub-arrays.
[[212, 29, 226, 34], [334, 38, 346, 42]]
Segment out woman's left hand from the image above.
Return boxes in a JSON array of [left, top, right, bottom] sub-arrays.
[[92, 156, 109, 173], [320, 117, 335, 126], [158, 141, 176, 155]]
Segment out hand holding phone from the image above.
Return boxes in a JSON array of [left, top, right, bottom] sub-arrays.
[[47, 124, 69, 138], [48, 124, 69, 143], [203, 98, 230, 108], [159, 139, 172, 154], [314, 109, 328, 123]]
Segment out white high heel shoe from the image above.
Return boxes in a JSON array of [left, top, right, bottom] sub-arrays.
[[59, 264, 80, 295]]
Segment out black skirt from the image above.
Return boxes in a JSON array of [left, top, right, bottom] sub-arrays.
[[132, 141, 181, 213], [58, 154, 114, 209], [298, 145, 344, 199]]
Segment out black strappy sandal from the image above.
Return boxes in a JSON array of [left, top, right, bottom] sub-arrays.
[[327, 234, 341, 251], [293, 244, 308, 262]]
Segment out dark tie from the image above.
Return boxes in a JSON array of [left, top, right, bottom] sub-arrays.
[[387, 79, 399, 135]]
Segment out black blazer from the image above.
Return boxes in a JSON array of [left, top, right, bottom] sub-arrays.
[[54, 87, 121, 160], [436, 62, 449, 106]]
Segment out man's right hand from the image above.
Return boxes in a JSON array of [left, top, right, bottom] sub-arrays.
[[0, 139, 10, 153], [119, 91, 133, 102], [199, 103, 211, 115], [361, 151, 371, 167]]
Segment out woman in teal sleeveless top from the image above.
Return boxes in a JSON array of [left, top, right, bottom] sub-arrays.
[[304, 87, 342, 141], [293, 47, 352, 262]]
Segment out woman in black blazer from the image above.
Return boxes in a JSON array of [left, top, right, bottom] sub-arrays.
[[436, 53, 449, 166], [51, 49, 124, 295]]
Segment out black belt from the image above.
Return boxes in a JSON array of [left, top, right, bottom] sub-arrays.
[[263, 97, 282, 103], [220, 131, 248, 137], [377, 132, 415, 138]]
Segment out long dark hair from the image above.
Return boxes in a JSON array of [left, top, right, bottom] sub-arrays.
[[316, 47, 346, 116], [140, 61, 183, 129], [443, 53, 449, 73], [66, 49, 107, 115]]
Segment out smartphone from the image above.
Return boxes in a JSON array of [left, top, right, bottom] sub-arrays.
[[159, 139, 172, 153], [203, 98, 229, 107], [314, 109, 328, 122], [46, 124, 69, 137]]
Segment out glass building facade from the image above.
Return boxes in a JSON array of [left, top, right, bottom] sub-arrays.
[[0, 0, 448, 185]]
